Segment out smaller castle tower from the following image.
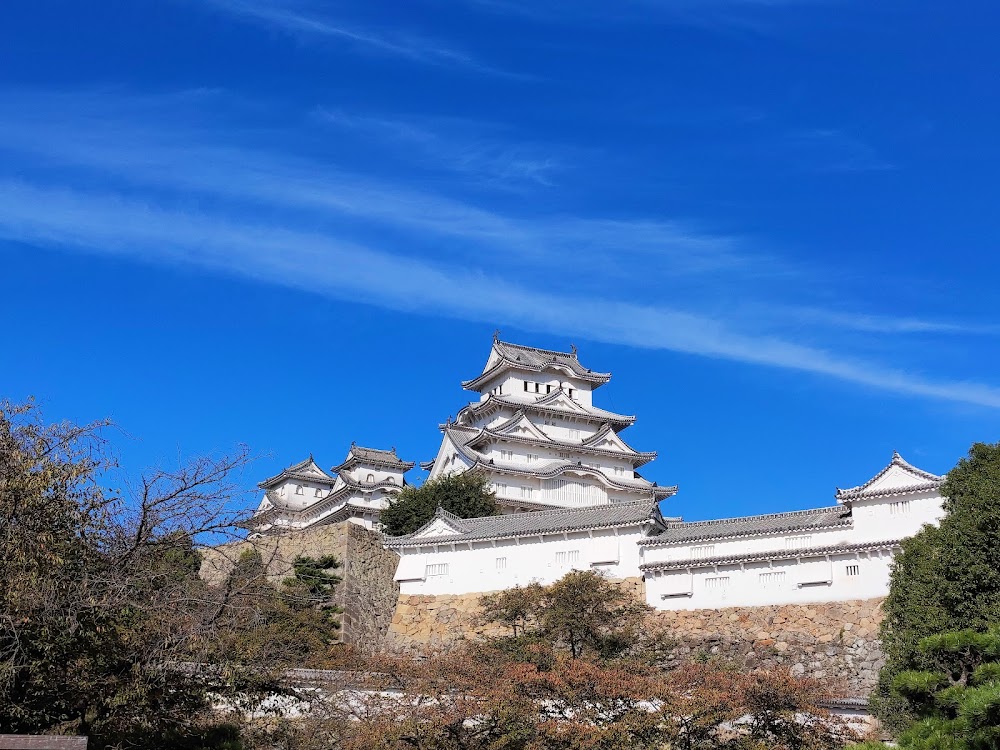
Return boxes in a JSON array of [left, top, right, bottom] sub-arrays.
[[251, 444, 414, 534]]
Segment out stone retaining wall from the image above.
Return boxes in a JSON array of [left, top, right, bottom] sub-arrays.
[[649, 598, 885, 697], [200, 522, 400, 652], [386, 578, 885, 696]]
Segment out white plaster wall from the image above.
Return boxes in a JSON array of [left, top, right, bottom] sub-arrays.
[[848, 490, 944, 542], [342, 465, 404, 485], [640, 523, 856, 567], [477, 372, 595, 407], [644, 549, 896, 609], [395, 526, 645, 595], [272, 479, 335, 510], [480, 442, 634, 475]]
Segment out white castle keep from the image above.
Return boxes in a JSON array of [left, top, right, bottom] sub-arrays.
[[252, 336, 946, 611]]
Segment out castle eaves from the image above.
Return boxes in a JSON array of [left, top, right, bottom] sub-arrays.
[[385, 498, 666, 547], [639, 505, 852, 546]]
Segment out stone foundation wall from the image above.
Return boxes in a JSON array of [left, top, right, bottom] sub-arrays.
[[199, 522, 400, 652], [340, 522, 402, 648], [648, 598, 885, 697], [386, 578, 885, 697], [387, 577, 646, 654]]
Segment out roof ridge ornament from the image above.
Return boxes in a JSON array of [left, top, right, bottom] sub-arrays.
[[493, 329, 500, 342], [570, 343, 577, 355]]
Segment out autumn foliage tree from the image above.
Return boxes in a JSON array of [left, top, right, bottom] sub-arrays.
[[480, 570, 651, 659], [0, 400, 347, 748]]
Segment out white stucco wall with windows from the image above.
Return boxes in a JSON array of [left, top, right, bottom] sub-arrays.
[[388, 452, 946, 611], [392, 524, 645, 596]]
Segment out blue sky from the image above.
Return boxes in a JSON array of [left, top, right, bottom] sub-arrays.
[[1, 0, 997, 520]]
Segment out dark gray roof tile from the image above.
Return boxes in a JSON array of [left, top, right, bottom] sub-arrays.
[[385, 499, 665, 546], [640, 506, 852, 546]]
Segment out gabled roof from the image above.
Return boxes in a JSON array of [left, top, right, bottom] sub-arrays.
[[385, 498, 670, 547], [259, 456, 335, 490], [459, 392, 636, 430], [463, 416, 657, 467], [639, 505, 852, 546], [835, 451, 943, 502], [462, 338, 612, 392], [491, 411, 550, 440], [332, 443, 415, 473]]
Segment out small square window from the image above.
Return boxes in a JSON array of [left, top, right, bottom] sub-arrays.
[[496, 557, 507, 570], [846, 564, 860, 577]]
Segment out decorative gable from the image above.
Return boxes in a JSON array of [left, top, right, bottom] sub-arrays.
[[836, 452, 943, 503], [492, 412, 549, 441], [412, 517, 465, 539], [583, 425, 638, 454]]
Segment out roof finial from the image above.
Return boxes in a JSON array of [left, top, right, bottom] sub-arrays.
[[493, 328, 501, 342], [351, 440, 356, 448], [570, 343, 577, 355]]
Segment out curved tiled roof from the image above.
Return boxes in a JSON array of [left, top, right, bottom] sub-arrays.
[[639, 506, 852, 546], [332, 443, 415, 473], [835, 451, 942, 502], [252, 470, 403, 522], [438, 424, 676, 500], [462, 339, 612, 391], [464, 419, 657, 467], [258, 456, 335, 490], [640, 538, 901, 572], [460, 393, 636, 429], [385, 498, 667, 547]]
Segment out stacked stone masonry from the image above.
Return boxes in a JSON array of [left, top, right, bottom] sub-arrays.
[[200, 522, 400, 652], [387, 578, 885, 698]]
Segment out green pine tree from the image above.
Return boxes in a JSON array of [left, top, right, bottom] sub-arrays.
[[379, 471, 498, 536], [874, 442, 1000, 732]]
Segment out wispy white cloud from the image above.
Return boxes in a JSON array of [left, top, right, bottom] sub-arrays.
[[199, 0, 515, 75], [785, 307, 1000, 336], [316, 109, 560, 187], [783, 129, 895, 173], [1, 178, 999, 409], [0, 88, 995, 409], [0, 90, 754, 282]]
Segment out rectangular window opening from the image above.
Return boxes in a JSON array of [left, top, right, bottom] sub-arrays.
[[705, 576, 730, 591], [785, 535, 813, 550], [426, 563, 449, 577], [759, 571, 786, 587], [846, 564, 860, 577], [691, 545, 716, 560]]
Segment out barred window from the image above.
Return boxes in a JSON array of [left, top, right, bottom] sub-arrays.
[[426, 563, 449, 577], [785, 535, 813, 550], [890, 500, 912, 515], [555, 550, 581, 565], [759, 571, 786, 587]]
